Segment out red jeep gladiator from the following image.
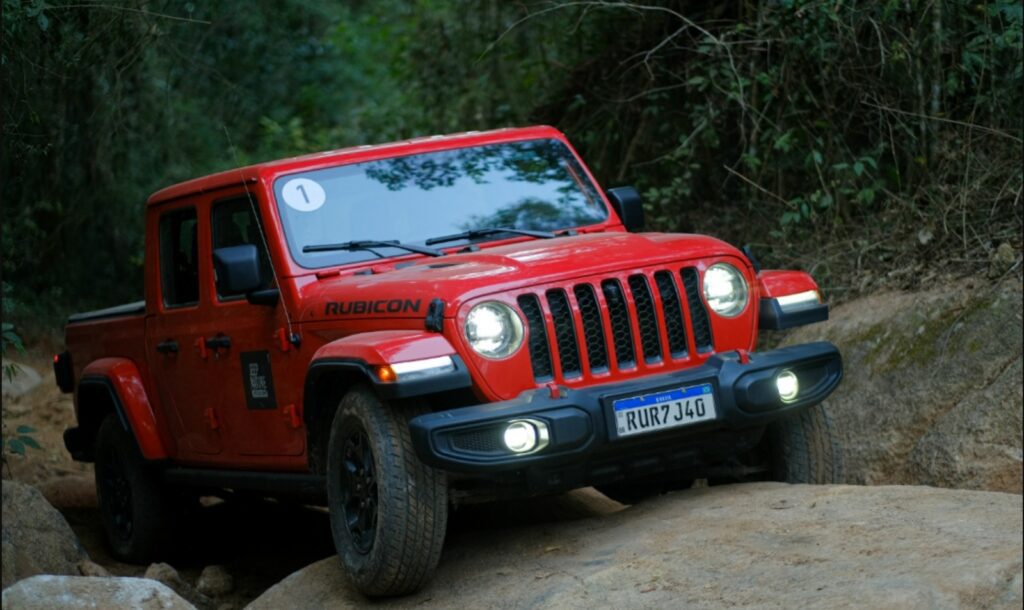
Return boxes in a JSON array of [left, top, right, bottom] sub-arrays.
[[55, 126, 842, 596]]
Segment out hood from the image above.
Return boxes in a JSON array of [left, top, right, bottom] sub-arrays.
[[297, 231, 743, 321]]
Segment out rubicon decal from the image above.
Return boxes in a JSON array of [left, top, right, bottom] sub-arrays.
[[324, 299, 422, 316]]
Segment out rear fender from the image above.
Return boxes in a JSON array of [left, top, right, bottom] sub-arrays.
[[78, 358, 167, 460]]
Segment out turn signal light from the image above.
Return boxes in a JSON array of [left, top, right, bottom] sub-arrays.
[[374, 365, 397, 383]]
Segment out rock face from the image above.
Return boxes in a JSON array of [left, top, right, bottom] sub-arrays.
[[782, 278, 1023, 492], [1, 575, 196, 609], [1, 480, 89, 589], [246, 484, 1022, 609], [144, 562, 211, 609], [196, 565, 234, 597]]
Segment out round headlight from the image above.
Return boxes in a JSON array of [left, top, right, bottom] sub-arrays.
[[464, 301, 524, 359], [702, 263, 749, 317]]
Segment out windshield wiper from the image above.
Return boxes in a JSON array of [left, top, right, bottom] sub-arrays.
[[303, 240, 444, 258], [424, 227, 556, 246]]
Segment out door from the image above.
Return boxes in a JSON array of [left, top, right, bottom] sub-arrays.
[[146, 204, 223, 457], [205, 195, 305, 458]]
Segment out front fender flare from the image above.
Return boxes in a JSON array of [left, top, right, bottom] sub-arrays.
[[304, 330, 472, 409], [79, 358, 167, 460]]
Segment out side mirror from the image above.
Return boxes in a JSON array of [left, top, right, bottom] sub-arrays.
[[213, 245, 278, 306], [606, 186, 645, 232]]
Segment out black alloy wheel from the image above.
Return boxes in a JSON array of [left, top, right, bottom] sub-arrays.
[[93, 415, 176, 562], [325, 384, 448, 596], [97, 455, 134, 541], [341, 427, 378, 553]]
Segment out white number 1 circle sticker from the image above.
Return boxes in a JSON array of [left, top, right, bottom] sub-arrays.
[[281, 178, 326, 212]]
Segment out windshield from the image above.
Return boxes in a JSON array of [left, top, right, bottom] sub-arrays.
[[273, 138, 607, 268]]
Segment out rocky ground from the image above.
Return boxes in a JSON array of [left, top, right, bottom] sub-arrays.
[[250, 483, 1023, 609], [783, 277, 1022, 492], [2, 278, 1021, 608]]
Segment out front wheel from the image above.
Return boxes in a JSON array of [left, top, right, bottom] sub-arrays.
[[767, 402, 844, 484], [326, 385, 448, 597]]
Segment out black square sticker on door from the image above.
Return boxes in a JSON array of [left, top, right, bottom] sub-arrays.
[[240, 351, 277, 410]]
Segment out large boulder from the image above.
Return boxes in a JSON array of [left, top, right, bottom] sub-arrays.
[[1, 575, 195, 609], [1, 480, 89, 589], [247, 484, 1022, 609], [782, 278, 1022, 492]]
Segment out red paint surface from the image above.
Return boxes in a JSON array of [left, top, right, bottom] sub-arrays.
[[81, 358, 167, 460], [757, 270, 819, 298], [65, 126, 823, 471]]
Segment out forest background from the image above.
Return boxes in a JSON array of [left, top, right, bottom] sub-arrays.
[[2, 0, 1021, 335]]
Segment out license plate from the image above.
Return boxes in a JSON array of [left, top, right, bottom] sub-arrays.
[[612, 383, 717, 438]]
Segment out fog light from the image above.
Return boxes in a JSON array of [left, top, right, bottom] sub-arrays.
[[503, 421, 537, 453], [776, 370, 799, 403], [501, 419, 550, 454]]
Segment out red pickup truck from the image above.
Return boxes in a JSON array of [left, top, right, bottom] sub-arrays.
[[56, 125, 842, 596]]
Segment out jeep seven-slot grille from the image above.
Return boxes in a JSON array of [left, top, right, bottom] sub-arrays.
[[517, 294, 552, 380], [681, 268, 714, 351], [654, 270, 688, 356], [519, 267, 715, 383], [573, 284, 608, 371], [546, 289, 581, 377], [628, 275, 662, 363], [601, 279, 636, 368]]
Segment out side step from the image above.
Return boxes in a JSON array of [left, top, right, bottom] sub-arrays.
[[162, 468, 326, 503]]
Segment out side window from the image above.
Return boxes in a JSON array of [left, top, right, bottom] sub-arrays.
[[211, 196, 275, 299], [158, 208, 200, 308]]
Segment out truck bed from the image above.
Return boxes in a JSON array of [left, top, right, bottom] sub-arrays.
[[65, 301, 149, 391]]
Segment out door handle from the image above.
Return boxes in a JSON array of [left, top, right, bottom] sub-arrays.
[[205, 335, 232, 350], [156, 339, 179, 354]]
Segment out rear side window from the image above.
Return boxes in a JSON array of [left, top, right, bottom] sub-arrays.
[[159, 208, 199, 307], [211, 196, 274, 299]]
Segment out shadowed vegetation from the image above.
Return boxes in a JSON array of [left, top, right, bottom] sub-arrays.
[[2, 0, 1021, 324]]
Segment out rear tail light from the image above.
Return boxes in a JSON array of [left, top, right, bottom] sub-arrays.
[[53, 351, 74, 393]]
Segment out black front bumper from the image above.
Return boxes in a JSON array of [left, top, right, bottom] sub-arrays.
[[409, 341, 842, 485]]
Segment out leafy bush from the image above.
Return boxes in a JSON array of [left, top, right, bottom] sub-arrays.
[[1, 0, 1020, 316]]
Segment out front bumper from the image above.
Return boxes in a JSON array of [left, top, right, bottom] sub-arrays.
[[409, 341, 842, 482]]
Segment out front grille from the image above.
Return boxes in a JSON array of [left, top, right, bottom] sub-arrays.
[[601, 279, 636, 368], [681, 268, 714, 351], [628, 274, 662, 363], [546, 289, 581, 378], [654, 270, 688, 357], [519, 266, 716, 383], [517, 294, 552, 380], [574, 284, 608, 371]]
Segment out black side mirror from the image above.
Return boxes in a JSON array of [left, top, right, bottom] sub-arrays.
[[606, 186, 645, 232], [213, 245, 278, 306]]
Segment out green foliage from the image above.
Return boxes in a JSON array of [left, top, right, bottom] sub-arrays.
[[5, 425, 41, 457], [2, 0, 1021, 314]]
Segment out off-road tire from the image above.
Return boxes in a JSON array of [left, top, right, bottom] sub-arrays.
[[326, 384, 448, 597], [94, 414, 175, 563], [767, 402, 844, 483], [595, 477, 694, 505]]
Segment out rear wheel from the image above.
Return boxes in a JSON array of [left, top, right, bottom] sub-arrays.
[[326, 385, 448, 597], [94, 415, 175, 562]]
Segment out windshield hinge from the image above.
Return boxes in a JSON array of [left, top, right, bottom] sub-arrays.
[[425, 298, 445, 332]]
